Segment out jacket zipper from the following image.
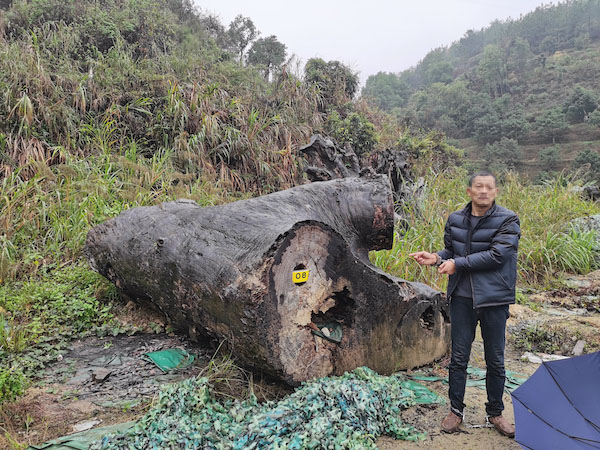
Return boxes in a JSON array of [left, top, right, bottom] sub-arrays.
[[466, 226, 476, 309], [466, 206, 493, 308]]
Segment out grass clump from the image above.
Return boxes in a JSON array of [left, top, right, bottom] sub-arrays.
[[0, 264, 117, 380], [90, 367, 438, 450], [371, 169, 600, 290], [510, 322, 562, 354]]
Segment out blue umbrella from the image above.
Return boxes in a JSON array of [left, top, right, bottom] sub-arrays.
[[511, 351, 600, 449]]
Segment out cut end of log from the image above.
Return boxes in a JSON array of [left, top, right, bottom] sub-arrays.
[[267, 221, 449, 384]]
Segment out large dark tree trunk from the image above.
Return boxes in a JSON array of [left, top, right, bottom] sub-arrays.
[[85, 173, 449, 384]]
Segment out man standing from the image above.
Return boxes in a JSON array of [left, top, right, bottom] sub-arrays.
[[409, 171, 520, 438]]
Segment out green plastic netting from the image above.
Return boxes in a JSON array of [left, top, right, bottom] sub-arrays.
[[90, 367, 444, 449]]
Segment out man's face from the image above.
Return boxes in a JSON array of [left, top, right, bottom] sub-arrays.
[[467, 175, 498, 210]]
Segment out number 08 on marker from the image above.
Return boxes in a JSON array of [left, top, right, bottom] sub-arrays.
[[292, 269, 309, 284]]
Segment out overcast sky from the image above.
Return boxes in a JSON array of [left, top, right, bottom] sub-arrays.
[[195, 0, 552, 85]]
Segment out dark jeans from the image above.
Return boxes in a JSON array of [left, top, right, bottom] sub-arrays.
[[448, 296, 509, 417]]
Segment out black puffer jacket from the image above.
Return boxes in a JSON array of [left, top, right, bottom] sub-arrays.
[[437, 202, 521, 308]]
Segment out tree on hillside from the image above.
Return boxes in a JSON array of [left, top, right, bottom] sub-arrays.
[[165, 0, 196, 22], [539, 145, 560, 171], [304, 58, 358, 110], [573, 148, 600, 181], [451, 29, 485, 60], [403, 80, 477, 137], [563, 86, 598, 123], [586, 109, 600, 127], [484, 137, 521, 171], [227, 14, 259, 65], [540, 36, 557, 55], [326, 111, 378, 156], [574, 32, 591, 50], [247, 35, 286, 81], [198, 14, 228, 48], [424, 60, 454, 85], [473, 96, 528, 144], [508, 37, 533, 73], [477, 45, 507, 97], [417, 48, 454, 87], [536, 107, 569, 143], [362, 72, 410, 110]]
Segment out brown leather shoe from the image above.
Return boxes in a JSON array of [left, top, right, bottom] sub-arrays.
[[488, 415, 515, 438], [441, 411, 463, 433]]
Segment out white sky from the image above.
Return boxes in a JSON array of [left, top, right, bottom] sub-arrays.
[[194, 0, 551, 84]]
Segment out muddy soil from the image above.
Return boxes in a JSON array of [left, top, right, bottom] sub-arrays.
[[3, 271, 599, 449], [376, 324, 532, 450], [0, 333, 211, 447]]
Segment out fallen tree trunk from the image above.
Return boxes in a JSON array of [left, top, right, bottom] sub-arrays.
[[85, 173, 449, 384]]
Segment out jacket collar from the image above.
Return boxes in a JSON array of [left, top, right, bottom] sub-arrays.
[[462, 201, 497, 218]]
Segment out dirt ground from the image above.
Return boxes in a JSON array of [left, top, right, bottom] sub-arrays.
[[376, 326, 533, 450], [376, 270, 600, 449], [3, 271, 600, 449]]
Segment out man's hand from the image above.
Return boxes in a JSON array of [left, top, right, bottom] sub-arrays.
[[438, 259, 456, 275], [409, 251, 438, 266]]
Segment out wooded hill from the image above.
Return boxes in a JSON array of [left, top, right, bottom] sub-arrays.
[[362, 0, 600, 181]]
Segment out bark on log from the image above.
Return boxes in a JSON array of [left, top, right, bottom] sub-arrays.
[[85, 173, 449, 384]]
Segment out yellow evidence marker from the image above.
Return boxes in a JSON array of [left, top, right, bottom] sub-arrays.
[[292, 269, 309, 284]]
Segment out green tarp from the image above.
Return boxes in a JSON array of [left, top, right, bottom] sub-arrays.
[[89, 367, 444, 449], [143, 348, 195, 372], [30, 366, 448, 450], [408, 365, 528, 393], [27, 422, 135, 450]]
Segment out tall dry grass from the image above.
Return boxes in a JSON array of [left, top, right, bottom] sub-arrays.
[[371, 170, 600, 290]]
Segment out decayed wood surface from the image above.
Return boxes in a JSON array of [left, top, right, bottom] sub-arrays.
[[299, 134, 425, 225], [85, 173, 449, 384]]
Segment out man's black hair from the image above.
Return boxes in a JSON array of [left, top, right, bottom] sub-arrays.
[[468, 170, 497, 187]]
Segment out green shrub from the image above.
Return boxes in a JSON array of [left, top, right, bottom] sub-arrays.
[[326, 111, 378, 156], [511, 322, 561, 353], [539, 145, 560, 170], [573, 148, 600, 181], [0, 265, 117, 381], [304, 58, 359, 110], [483, 137, 521, 171], [536, 108, 569, 144], [586, 109, 600, 127], [0, 366, 26, 404], [564, 86, 598, 124]]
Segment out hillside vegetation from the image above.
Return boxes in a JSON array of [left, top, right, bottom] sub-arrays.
[[363, 0, 600, 180], [0, 0, 457, 410], [1, 0, 447, 281], [1, 1, 600, 440]]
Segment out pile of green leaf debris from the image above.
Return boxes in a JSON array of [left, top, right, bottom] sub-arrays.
[[90, 366, 443, 449]]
